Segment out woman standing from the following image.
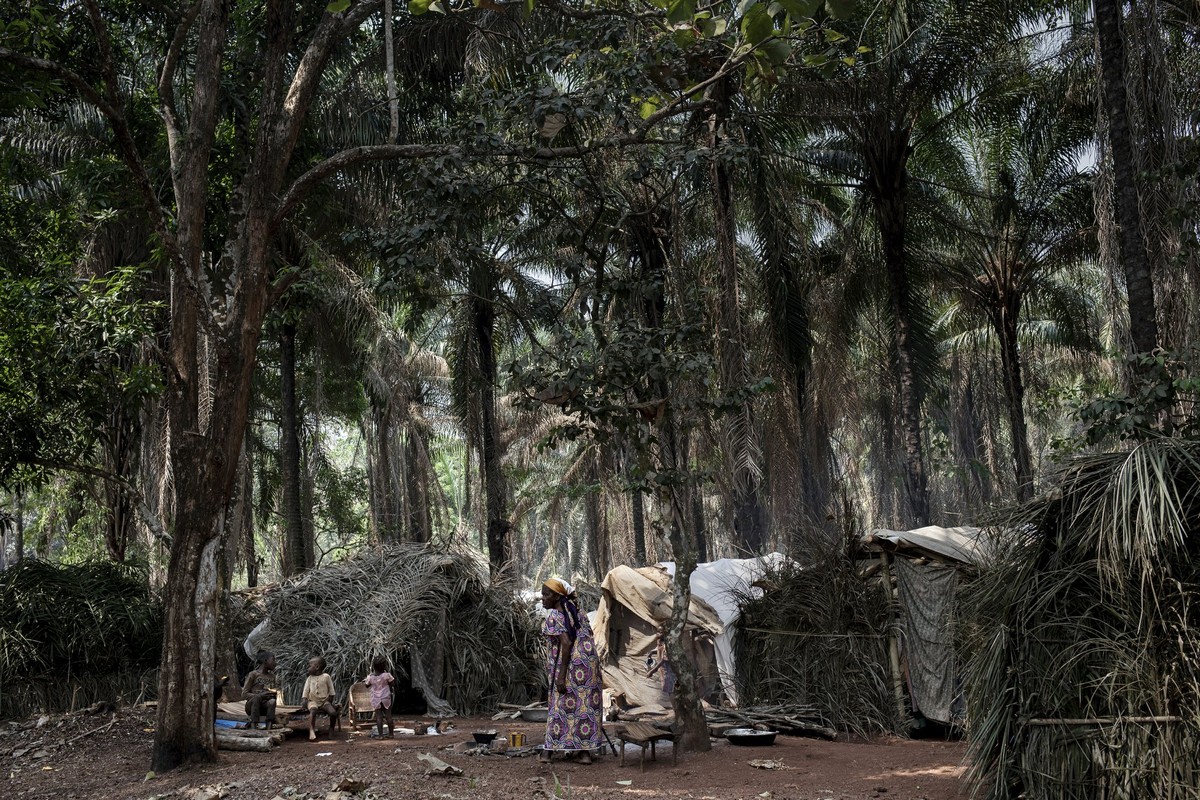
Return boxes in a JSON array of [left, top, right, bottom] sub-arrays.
[[539, 578, 602, 764]]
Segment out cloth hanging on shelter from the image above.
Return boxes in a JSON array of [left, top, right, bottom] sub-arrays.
[[409, 644, 455, 716], [894, 557, 962, 724]]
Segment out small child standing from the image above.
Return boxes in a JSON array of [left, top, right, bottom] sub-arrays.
[[300, 656, 339, 741], [362, 655, 395, 738]]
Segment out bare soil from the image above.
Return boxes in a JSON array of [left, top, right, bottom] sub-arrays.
[[2, 708, 968, 800]]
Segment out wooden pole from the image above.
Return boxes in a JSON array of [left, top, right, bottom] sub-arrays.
[[878, 551, 907, 725]]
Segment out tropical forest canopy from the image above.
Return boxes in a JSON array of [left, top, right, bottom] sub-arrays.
[[0, 0, 1198, 768]]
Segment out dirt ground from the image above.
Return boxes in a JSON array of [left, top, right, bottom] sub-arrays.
[[2, 708, 968, 800]]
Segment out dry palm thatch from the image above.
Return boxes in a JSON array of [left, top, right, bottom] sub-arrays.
[[964, 439, 1200, 800], [257, 544, 543, 715], [733, 545, 894, 737]]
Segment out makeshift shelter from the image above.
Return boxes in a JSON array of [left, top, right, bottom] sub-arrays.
[[965, 441, 1200, 799], [594, 554, 791, 711], [251, 544, 542, 716], [861, 525, 993, 726]]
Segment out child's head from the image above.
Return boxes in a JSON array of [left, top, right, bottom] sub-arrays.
[[308, 656, 325, 676], [257, 651, 276, 671], [372, 655, 389, 674]]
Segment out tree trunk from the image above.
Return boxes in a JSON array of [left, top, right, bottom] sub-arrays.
[[384, 0, 399, 145], [403, 428, 432, 543], [632, 207, 710, 751], [153, 509, 222, 770], [241, 436, 258, 588], [301, 444, 317, 568], [658, 421, 711, 753], [630, 485, 647, 567], [993, 302, 1033, 501], [708, 84, 767, 554], [872, 148, 932, 528], [14, 487, 24, 563], [104, 402, 137, 562], [279, 320, 308, 576], [1095, 0, 1159, 354], [474, 282, 510, 577]]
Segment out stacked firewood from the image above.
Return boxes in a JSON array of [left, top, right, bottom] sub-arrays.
[[706, 705, 838, 741]]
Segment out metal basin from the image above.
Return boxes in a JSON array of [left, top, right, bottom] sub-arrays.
[[724, 727, 778, 746], [520, 708, 549, 723]]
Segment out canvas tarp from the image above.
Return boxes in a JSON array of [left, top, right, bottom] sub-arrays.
[[661, 552, 793, 706], [593, 565, 722, 711], [893, 557, 963, 724], [864, 525, 989, 565]]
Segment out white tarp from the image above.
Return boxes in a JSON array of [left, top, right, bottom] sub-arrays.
[[864, 525, 989, 566], [661, 552, 793, 707]]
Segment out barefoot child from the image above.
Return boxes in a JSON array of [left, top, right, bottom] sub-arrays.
[[300, 656, 339, 741], [362, 655, 395, 738]]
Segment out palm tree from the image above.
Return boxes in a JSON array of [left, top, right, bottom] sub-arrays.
[[933, 69, 1098, 499], [1094, 0, 1159, 354], [794, 0, 1035, 525]]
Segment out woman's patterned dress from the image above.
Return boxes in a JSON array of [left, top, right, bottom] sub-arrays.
[[543, 607, 603, 751]]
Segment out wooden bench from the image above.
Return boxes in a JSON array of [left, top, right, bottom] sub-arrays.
[[613, 721, 677, 771], [286, 703, 342, 735]]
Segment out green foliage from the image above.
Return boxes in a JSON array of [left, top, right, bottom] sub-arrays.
[[511, 271, 774, 492], [0, 559, 162, 714], [1076, 349, 1200, 445], [0, 213, 160, 486]]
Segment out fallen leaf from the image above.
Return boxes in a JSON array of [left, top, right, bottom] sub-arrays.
[[417, 752, 463, 776], [316, 751, 333, 756], [749, 758, 785, 770], [539, 112, 567, 140], [616, 779, 633, 786]]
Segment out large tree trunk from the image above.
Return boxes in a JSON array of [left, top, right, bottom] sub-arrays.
[[473, 275, 510, 577], [279, 320, 309, 576], [403, 427, 432, 543], [1095, 0, 1160, 354], [658, 421, 711, 753], [631, 206, 709, 752], [871, 145, 932, 528], [993, 300, 1033, 501], [708, 85, 767, 554]]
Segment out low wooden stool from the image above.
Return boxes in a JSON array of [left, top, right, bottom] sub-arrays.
[[614, 722, 677, 771]]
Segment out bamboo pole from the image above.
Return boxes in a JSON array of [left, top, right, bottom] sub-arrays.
[[878, 551, 907, 725], [1027, 716, 1181, 726]]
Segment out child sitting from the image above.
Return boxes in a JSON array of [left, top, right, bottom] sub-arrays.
[[362, 655, 395, 738], [300, 656, 340, 741], [242, 651, 277, 730]]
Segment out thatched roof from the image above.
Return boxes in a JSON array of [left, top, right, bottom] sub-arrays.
[[965, 440, 1200, 798], [255, 544, 543, 715]]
